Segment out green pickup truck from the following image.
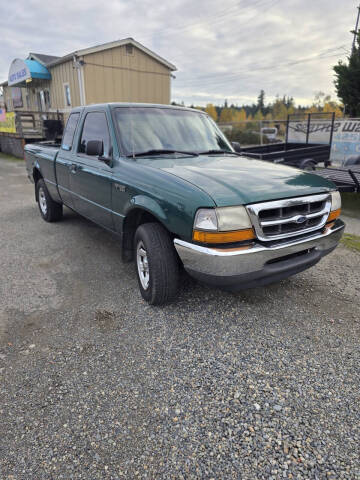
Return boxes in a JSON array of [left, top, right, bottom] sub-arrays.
[[25, 103, 344, 304]]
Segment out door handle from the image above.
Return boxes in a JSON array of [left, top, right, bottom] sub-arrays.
[[69, 163, 79, 174]]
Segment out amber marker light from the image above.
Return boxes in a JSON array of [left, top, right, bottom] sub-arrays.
[[193, 228, 255, 244], [327, 208, 341, 223]]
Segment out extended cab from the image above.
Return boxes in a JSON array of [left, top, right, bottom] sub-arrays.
[[25, 103, 344, 304]]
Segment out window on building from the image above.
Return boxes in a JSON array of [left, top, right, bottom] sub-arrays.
[[39, 90, 46, 112], [11, 87, 23, 108], [125, 44, 134, 55], [44, 90, 51, 109], [61, 113, 80, 151], [26, 93, 31, 109], [64, 83, 71, 107], [78, 112, 110, 157]]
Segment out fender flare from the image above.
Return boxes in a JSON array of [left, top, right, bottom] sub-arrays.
[[124, 195, 168, 224]]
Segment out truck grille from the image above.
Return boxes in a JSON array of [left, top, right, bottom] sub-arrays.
[[246, 193, 332, 241]]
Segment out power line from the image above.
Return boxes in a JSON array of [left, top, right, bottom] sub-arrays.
[[138, 0, 276, 42], [174, 45, 348, 89]]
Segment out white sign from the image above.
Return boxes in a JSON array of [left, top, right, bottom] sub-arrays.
[[8, 58, 31, 86], [287, 120, 335, 145], [330, 120, 360, 166]]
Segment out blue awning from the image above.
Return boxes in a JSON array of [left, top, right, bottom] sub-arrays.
[[8, 58, 51, 86], [24, 59, 51, 80]]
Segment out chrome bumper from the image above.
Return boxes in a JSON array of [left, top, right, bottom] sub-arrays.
[[174, 219, 344, 286]]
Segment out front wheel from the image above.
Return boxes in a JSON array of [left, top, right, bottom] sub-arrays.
[[36, 178, 63, 222], [134, 223, 179, 305]]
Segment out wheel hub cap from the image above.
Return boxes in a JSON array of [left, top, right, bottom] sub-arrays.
[[39, 187, 47, 215], [136, 241, 150, 290]]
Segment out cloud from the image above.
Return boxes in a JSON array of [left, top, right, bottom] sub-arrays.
[[0, 0, 357, 106]]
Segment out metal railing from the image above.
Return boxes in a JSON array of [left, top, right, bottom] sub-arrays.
[[14, 110, 64, 138]]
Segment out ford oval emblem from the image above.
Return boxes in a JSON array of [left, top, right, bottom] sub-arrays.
[[296, 216, 307, 224]]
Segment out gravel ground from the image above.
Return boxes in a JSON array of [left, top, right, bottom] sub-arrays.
[[0, 157, 359, 479]]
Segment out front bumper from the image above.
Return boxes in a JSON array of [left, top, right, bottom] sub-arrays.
[[174, 219, 345, 290]]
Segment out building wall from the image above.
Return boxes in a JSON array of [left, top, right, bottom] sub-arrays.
[[49, 59, 80, 112], [82, 45, 171, 105], [1, 44, 172, 117], [2, 81, 50, 112]]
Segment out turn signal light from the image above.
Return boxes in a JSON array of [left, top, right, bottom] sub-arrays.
[[327, 208, 341, 223], [193, 228, 255, 244]]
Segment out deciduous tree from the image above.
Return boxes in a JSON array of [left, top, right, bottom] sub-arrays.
[[205, 103, 218, 121]]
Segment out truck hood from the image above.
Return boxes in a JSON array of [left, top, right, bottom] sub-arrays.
[[137, 155, 336, 206]]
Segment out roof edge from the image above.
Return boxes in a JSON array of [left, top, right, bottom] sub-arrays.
[[47, 38, 177, 71]]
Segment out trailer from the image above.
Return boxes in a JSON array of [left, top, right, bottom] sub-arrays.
[[314, 166, 360, 193], [236, 113, 335, 171]]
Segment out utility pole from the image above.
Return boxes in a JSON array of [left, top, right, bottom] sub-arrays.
[[352, 4, 360, 54]]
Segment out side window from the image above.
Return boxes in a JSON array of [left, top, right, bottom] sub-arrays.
[[78, 112, 111, 157], [64, 84, 71, 107], [61, 113, 80, 151]]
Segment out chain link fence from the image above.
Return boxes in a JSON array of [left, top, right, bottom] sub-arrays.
[[218, 113, 337, 147], [218, 120, 288, 147]]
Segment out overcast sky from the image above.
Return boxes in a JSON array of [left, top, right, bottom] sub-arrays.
[[0, 0, 358, 106]]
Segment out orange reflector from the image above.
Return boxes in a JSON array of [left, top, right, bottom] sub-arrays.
[[193, 228, 255, 244], [327, 208, 341, 223]]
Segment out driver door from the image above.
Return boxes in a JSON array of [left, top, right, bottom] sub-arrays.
[[70, 110, 113, 230]]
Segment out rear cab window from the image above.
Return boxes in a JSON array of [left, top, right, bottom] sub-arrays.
[[61, 113, 80, 151]]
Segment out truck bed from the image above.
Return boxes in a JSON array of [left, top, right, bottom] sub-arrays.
[[25, 142, 60, 185]]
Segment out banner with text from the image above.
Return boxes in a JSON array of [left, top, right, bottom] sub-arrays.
[[0, 112, 16, 134]]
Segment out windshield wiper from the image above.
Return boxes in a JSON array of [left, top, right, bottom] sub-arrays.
[[127, 149, 199, 158], [199, 149, 239, 155]]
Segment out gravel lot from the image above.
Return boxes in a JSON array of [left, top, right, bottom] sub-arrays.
[[0, 156, 359, 479]]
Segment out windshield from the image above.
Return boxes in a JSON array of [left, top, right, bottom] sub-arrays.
[[114, 107, 233, 156]]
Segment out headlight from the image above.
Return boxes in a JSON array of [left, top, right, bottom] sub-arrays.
[[193, 209, 218, 231], [193, 206, 255, 244], [330, 191, 341, 211], [327, 191, 341, 223], [216, 206, 253, 231]]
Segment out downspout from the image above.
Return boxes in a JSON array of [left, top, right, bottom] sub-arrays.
[[73, 55, 86, 106]]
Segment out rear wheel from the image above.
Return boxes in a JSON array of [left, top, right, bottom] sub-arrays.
[[301, 160, 316, 171], [134, 223, 179, 305], [36, 178, 63, 222]]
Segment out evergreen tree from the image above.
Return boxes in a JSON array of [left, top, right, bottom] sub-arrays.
[[334, 32, 360, 116], [257, 90, 265, 113]]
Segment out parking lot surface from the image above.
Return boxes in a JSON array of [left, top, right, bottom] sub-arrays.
[[0, 157, 359, 479]]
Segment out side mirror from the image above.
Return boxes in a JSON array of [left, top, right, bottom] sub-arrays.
[[86, 140, 103, 156], [231, 141, 241, 152]]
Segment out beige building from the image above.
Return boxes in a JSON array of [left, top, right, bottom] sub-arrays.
[[0, 38, 176, 156], [1, 38, 176, 115]]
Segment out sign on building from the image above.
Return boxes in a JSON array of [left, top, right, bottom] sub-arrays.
[[0, 112, 16, 133], [8, 59, 31, 86]]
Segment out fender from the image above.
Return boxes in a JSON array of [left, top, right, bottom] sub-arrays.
[[125, 194, 168, 224]]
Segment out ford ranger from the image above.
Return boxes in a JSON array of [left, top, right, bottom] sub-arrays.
[[25, 103, 344, 304]]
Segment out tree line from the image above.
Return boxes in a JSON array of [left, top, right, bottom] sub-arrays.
[[172, 90, 344, 124]]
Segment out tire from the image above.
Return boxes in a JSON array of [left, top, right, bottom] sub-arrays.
[[134, 222, 179, 305], [301, 160, 316, 171], [36, 178, 63, 222]]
